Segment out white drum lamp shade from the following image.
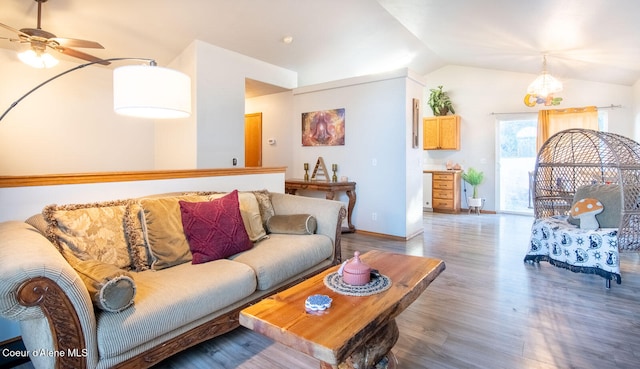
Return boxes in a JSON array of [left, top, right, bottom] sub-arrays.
[[113, 65, 191, 119]]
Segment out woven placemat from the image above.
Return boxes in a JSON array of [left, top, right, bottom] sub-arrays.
[[323, 272, 392, 296]]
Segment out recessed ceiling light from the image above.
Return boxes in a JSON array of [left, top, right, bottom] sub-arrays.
[[282, 36, 293, 44]]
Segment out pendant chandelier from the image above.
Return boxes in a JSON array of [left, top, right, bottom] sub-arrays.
[[527, 55, 563, 97]]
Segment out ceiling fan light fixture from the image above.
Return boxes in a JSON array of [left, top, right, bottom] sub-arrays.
[[527, 55, 562, 97], [18, 49, 59, 68], [113, 64, 192, 119]]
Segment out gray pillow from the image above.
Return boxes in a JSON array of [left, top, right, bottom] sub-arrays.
[[267, 214, 317, 235], [568, 184, 621, 228], [73, 259, 136, 313]]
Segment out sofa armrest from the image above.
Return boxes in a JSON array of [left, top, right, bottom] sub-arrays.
[[0, 221, 98, 369], [269, 193, 347, 263]]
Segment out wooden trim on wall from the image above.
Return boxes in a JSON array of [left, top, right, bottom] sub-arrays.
[[0, 167, 287, 188]]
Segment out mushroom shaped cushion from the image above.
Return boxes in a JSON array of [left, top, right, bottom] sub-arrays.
[[569, 198, 604, 230]]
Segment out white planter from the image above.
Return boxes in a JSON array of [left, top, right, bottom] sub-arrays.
[[468, 197, 483, 207], [468, 197, 483, 215]]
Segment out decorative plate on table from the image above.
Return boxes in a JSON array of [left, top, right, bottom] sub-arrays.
[[324, 272, 392, 296], [305, 294, 332, 311]]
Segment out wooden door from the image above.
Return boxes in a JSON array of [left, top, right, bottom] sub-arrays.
[[245, 113, 262, 167]]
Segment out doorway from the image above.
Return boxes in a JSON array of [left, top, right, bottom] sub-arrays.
[[496, 117, 537, 214], [245, 113, 262, 167]]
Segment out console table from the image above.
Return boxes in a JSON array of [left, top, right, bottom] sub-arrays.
[[284, 179, 356, 233]]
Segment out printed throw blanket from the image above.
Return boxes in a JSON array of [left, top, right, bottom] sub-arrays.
[[525, 215, 621, 284]]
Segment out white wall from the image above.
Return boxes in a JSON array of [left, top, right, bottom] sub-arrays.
[[290, 69, 424, 238], [424, 65, 635, 212], [155, 42, 199, 169], [245, 91, 295, 171], [3, 43, 638, 224], [246, 69, 425, 238], [405, 75, 428, 238], [154, 40, 297, 170], [0, 41, 298, 175], [0, 49, 156, 175]]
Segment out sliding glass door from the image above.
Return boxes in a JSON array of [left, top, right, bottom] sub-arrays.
[[496, 111, 608, 214], [496, 117, 537, 214]]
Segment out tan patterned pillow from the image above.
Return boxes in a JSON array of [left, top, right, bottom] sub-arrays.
[[252, 190, 275, 228], [123, 202, 151, 271], [209, 192, 268, 242], [139, 195, 208, 270], [43, 200, 133, 269]]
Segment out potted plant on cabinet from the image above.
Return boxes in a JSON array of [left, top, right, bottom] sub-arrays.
[[462, 167, 484, 214], [428, 85, 456, 116]]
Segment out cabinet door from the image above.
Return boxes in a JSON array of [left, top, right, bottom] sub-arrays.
[[423, 117, 439, 150], [438, 116, 460, 150]]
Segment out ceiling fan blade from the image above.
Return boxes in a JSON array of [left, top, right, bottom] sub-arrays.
[[0, 22, 31, 38], [50, 37, 104, 49], [54, 45, 111, 65], [0, 36, 26, 45]]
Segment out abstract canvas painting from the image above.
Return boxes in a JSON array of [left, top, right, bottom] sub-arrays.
[[302, 108, 345, 146]]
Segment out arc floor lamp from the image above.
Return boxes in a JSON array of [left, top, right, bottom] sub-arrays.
[[0, 57, 191, 123]]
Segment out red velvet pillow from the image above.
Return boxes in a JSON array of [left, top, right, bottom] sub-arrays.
[[179, 190, 253, 264]]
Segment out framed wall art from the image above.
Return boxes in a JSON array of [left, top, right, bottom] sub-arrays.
[[412, 98, 420, 148], [302, 108, 345, 146]]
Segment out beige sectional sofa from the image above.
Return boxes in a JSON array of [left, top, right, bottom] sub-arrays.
[[0, 190, 346, 369]]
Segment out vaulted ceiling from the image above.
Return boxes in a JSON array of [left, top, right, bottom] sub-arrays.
[[2, 0, 639, 90]]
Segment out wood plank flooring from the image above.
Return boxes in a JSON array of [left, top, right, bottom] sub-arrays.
[[15, 212, 640, 368]]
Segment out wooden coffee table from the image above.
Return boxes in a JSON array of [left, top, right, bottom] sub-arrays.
[[239, 250, 445, 368]]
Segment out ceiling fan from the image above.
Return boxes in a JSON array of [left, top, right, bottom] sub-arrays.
[[0, 0, 109, 67]]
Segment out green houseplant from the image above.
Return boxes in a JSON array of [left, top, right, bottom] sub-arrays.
[[461, 167, 484, 198], [428, 85, 456, 116]]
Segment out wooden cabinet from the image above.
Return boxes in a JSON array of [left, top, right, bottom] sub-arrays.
[[430, 170, 461, 213], [423, 115, 460, 150]]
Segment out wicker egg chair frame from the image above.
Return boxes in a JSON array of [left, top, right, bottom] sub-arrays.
[[532, 128, 640, 253]]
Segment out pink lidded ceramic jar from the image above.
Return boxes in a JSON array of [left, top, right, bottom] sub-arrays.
[[342, 251, 371, 285]]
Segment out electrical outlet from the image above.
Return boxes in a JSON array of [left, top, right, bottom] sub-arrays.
[[372, 212, 377, 221]]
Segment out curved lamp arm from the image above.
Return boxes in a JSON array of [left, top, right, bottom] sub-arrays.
[[0, 57, 191, 122]]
